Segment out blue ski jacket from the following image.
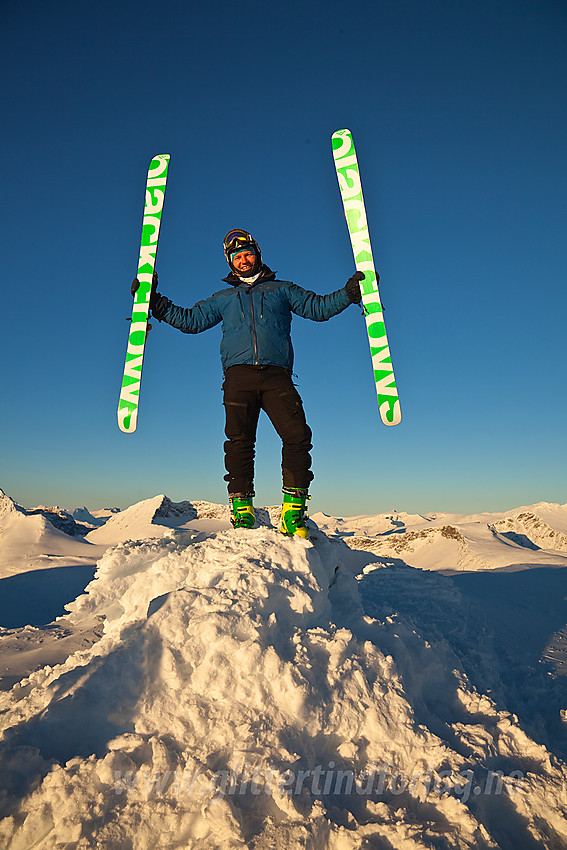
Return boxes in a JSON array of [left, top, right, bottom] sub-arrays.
[[159, 267, 352, 372]]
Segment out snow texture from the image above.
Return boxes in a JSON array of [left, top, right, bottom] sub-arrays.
[[0, 492, 566, 848]]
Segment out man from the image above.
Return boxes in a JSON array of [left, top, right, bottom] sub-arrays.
[[146, 228, 364, 538]]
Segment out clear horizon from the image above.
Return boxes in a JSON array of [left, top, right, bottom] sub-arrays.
[[2, 485, 565, 522]]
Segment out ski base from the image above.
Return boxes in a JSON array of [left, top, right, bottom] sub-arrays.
[[332, 130, 401, 426], [118, 154, 170, 433]]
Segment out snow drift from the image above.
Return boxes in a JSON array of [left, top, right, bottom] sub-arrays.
[[1, 518, 567, 849]]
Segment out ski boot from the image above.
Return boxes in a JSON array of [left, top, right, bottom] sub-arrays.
[[229, 495, 255, 529], [280, 488, 310, 539]]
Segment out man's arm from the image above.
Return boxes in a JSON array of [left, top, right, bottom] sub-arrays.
[[284, 271, 364, 321], [157, 296, 223, 334], [149, 275, 223, 333]]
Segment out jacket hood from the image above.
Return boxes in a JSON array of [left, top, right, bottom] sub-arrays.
[[222, 264, 277, 286]]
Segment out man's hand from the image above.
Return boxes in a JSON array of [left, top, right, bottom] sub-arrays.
[[345, 270, 364, 304], [149, 272, 170, 320], [131, 271, 168, 320]]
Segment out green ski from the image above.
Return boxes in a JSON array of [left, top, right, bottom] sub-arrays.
[[118, 154, 170, 433], [331, 130, 401, 426]]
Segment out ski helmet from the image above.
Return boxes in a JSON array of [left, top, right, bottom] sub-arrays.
[[223, 228, 262, 275]]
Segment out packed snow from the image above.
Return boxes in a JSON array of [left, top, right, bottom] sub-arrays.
[[0, 488, 566, 848]]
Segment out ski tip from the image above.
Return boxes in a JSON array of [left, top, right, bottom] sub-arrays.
[[117, 406, 138, 434], [149, 153, 170, 167], [379, 399, 402, 427], [331, 128, 351, 140], [331, 129, 355, 159]]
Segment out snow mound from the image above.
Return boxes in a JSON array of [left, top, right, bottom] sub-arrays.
[[328, 503, 567, 573], [84, 495, 284, 547], [0, 492, 90, 537], [0, 489, 24, 521], [350, 524, 467, 557], [71, 507, 106, 528], [1, 528, 566, 848], [311, 510, 437, 538], [26, 505, 91, 537], [0, 490, 103, 579], [85, 494, 200, 546], [91, 507, 121, 520], [491, 511, 567, 552], [72, 507, 122, 528], [520, 501, 567, 536]]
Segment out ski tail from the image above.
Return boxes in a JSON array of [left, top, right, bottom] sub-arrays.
[[331, 130, 401, 426]]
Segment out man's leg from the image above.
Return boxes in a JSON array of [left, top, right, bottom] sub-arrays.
[[260, 367, 314, 491], [223, 366, 261, 497]]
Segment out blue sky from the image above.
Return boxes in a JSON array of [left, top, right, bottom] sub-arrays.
[[1, 0, 565, 516]]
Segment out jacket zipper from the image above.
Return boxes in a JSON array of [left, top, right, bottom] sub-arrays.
[[249, 286, 259, 364], [237, 291, 245, 320]]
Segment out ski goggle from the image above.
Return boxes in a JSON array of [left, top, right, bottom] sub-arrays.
[[223, 230, 254, 254]]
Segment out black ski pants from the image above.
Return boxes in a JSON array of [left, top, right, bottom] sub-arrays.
[[222, 365, 314, 496]]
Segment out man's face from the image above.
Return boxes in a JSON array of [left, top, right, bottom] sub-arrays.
[[232, 250, 256, 273]]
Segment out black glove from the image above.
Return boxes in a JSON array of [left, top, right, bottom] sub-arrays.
[[131, 270, 158, 296], [151, 293, 170, 321], [345, 270, 365, 304], [131, 272, 169, 320]]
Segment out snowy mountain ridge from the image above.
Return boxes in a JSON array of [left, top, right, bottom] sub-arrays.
[[0, 489, 91, 537], [0, 490, 105, 579], [490, 511, 567, 552], [3, 488, 567, 579], [70, 507, 107, 528], [311, 500, 567, 538], [312, 502, 567, 574]]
